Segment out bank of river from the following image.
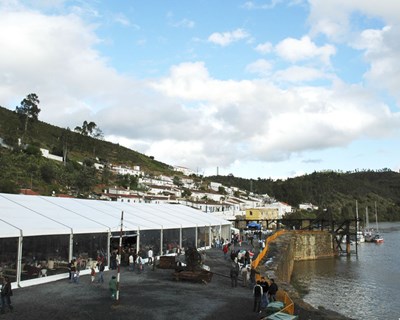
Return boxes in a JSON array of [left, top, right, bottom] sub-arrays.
[[291, 222, 400, 319]]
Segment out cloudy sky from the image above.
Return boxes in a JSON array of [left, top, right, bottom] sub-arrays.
[[1, 0, 400, 179]]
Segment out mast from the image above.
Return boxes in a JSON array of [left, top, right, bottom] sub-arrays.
[[374, 202, 379, 233], [365, 207, 369, 229], [356, 200, 359, 230]]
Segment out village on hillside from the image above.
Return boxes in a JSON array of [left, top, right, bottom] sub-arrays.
[[29, 147, 319, 230]]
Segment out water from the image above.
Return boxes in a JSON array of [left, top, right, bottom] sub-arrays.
[[291, 222, 400, 320]]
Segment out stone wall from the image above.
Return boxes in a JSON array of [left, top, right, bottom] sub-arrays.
[[260, 231, 336, 283]]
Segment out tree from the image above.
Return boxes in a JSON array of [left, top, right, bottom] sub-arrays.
[[173, 176, 183, 187], [15, 93, 41, 139], [74, 121, 103, 139]]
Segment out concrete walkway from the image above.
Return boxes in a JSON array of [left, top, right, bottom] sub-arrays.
[[1, 246, 266, 320]]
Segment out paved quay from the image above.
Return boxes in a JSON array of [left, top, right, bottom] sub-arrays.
[[2, 246, 351, 320]]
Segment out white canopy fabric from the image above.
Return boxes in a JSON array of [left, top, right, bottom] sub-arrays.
[[0, 193, 231, 238]]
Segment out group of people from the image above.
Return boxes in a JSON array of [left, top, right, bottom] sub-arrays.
[[252, 277, 278, 313], [225, 234, 279, 314]]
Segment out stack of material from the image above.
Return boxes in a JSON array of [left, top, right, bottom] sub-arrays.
[[158, 256, 177, 269]]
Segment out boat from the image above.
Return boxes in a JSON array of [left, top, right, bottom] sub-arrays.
[[365, 202, 384, 244], [363, 206, 376, 242], [357, 231, 365, 243], [372, 234, 384, 243]]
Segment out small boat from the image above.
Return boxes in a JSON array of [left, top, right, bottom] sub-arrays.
[[373, 202, 384, 243], [357, 231, 365, 243], [364, 203, 384, 243], [373, 234, 384, 244]]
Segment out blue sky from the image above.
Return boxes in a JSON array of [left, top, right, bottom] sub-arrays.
[[1, 0, 400, 179]]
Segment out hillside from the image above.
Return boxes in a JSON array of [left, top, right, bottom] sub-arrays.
[[0, 105, 174, 171], [1, 104, 400, 221], [208, 170, 400, 221]]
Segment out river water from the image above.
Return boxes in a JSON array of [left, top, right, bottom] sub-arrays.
[[291, 222, 400, 320]]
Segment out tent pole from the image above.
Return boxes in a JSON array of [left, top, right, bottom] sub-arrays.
[[69, 230, 73, 263], [136, 227, 140, 256], [195, 224, 198, 248], [179, 225, 182, 251], [160, 226, 163, 255], [209, 224, 211, 248], [107, 230, 111, 268], [116, 210, 124, 303], [16, 231, 23, 287]]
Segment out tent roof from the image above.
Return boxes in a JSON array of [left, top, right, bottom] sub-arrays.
[[0, 193, 231, 238]]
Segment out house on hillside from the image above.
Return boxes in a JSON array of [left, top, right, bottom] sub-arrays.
[[111, 165, 142, 176], [299, 203, 319, 211], [40, 148, 63, 162], [146, 184, 181, 197], [265, 202, 292, 219], [245, 207, 279, 221], [173, 166, 196, 176]]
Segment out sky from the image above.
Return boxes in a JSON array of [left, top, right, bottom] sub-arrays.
[[1, 0, 400, 180]]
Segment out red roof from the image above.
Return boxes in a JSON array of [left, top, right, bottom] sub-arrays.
[[19, 189, 40, 195]]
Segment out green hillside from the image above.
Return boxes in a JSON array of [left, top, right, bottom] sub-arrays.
[[1, 103, 400, 221], [0, 105, 175, 195]]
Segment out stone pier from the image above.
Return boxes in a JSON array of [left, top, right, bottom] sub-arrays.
[[259, 230, 337, 282]]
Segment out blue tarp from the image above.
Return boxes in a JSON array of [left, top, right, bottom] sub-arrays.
[[247, 222, 261, 229]]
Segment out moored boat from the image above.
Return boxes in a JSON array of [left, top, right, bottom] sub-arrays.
[[372, 234, 384, 243]]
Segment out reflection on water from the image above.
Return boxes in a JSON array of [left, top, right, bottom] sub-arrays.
[[291, 222, 400, 320]]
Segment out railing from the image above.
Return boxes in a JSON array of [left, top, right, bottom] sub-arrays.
[[251, 229, 295, 315]]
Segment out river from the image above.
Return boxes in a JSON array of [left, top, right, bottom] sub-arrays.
[[291, 221, 400, 320]]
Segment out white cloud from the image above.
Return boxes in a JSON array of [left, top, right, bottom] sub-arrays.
[[255, 42, 273, 54], [242, 0, 283, 10], [245, 59, 272, 77], [308, 0, 400, 40], [307, 1, 400, 104], [208, 28, 249, 46], [1, 2, 400, 178], [275, 35, 336, 64], [172, 18, 195, 28], [274, 66, 333, 83]]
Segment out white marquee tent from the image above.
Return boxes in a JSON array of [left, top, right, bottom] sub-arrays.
[[0, 193, 232, 287]]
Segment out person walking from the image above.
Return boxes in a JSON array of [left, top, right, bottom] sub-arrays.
[[241, 266, 249, 287], [90, 266, 96, 282], [136, 255, 143, 273], [1, 276, 13, 314], [97, 261, 105, 283], [230, 260, 239, 288], [128, 253, 134, 271], [253, 280, 263, 313], [147, 248, 153, 265]]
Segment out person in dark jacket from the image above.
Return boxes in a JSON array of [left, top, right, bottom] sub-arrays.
[[268, 278, 278, 302], [260, 277, 269, 308], [253, 280, 263, 313], [230, 260, 239, 288], [1, 276, 13, 313]]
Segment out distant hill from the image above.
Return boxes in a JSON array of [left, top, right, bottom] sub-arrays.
[[208, 170, 400, 221]]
